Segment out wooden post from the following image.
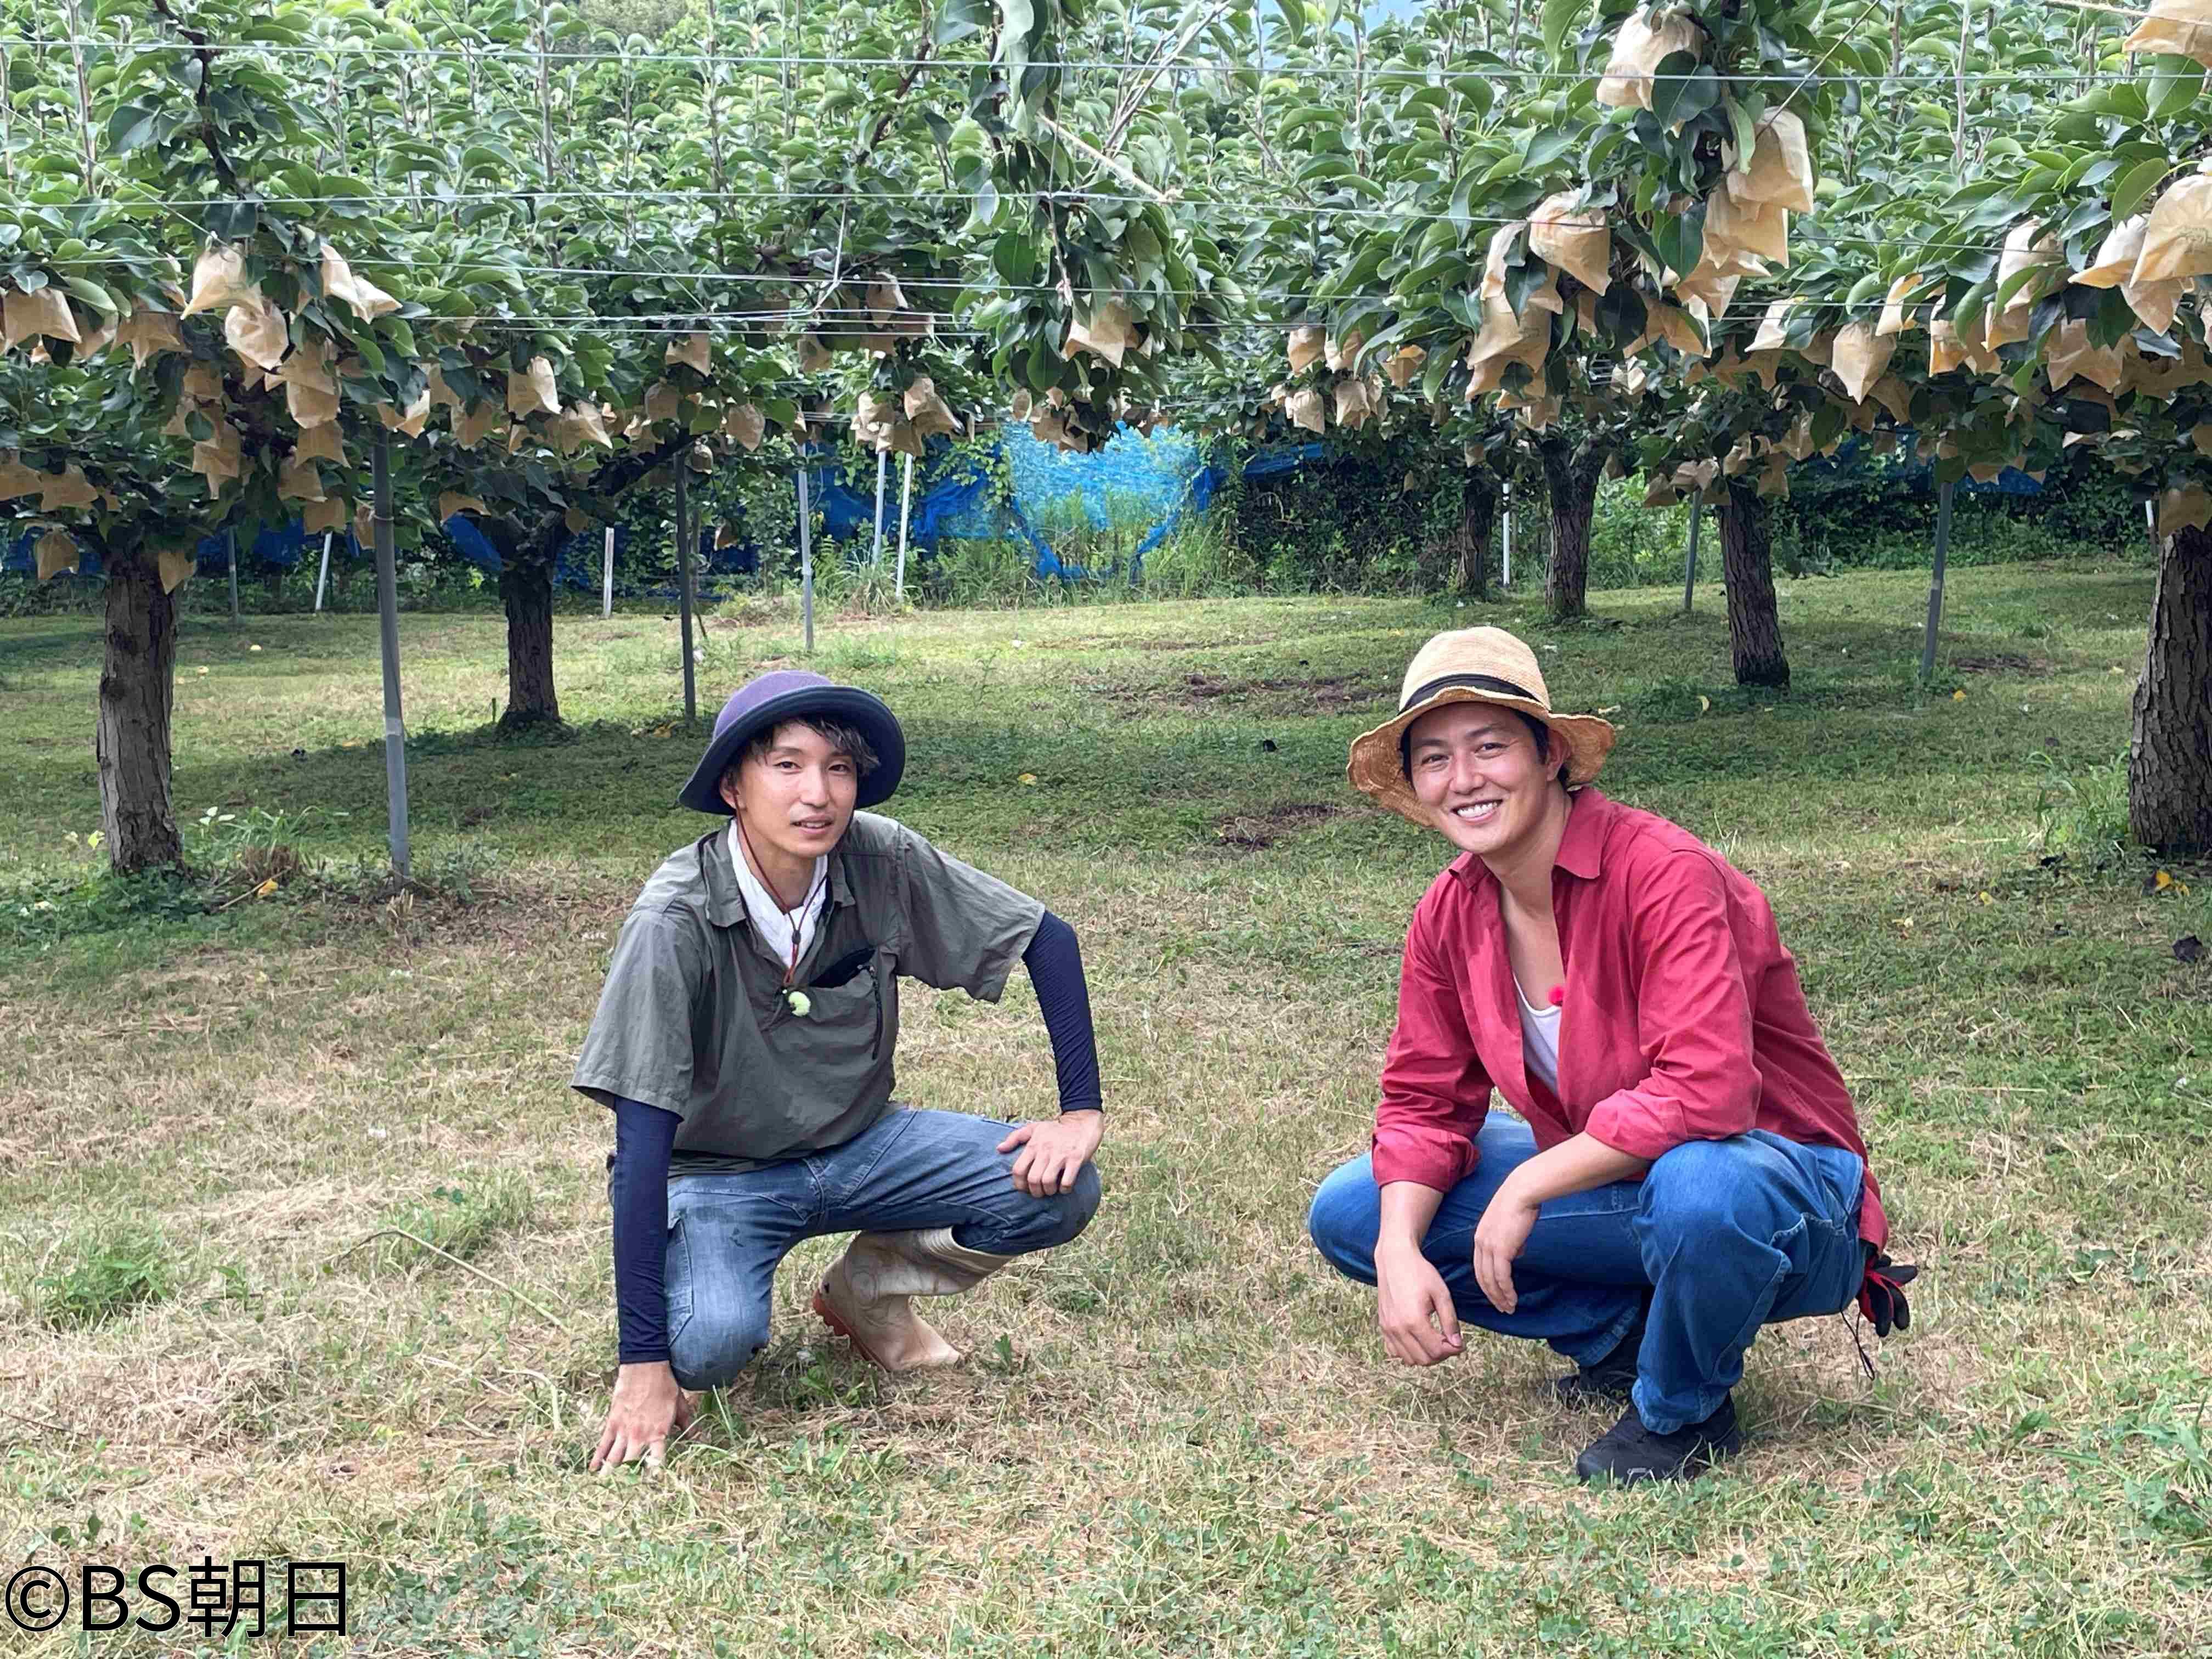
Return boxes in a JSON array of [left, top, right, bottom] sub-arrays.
[[602, 524, 616, 618], [1921, 479, 1955, 682], [1681, 500, 1703, 613], [373, 432, 411, 877], [797, 462, 815, 655], [895, 452, 915, 604], [675, 464, 697, 726], [314, 531, 332, 612]]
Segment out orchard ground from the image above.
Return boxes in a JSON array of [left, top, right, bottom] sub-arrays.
[[3, 557, 2209, 1656]]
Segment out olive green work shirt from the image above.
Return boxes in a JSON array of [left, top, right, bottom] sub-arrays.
[[571, 811, 1046, 1177]]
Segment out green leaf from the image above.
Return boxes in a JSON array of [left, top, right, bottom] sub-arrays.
[[1652, 201, 1706, 284], [993, 229, 1036, 286], [935, 0, 989, 44], [1539, 0, 1581, 60], [1524, 128, 1577, 170], [1725, 97, 1758, 169], [2110, 156, 2174, 223], [1421, 339, 1454, 400], [205, 200, 258, 240], [2148, 54, 2206, 121], [105, 103, 158, 154], [1647, 52, 1715, 133], [63, 276, 116, 314], [1503, 256, 1550, 318], [997, 0, 1037, 60], [1949, 278, 1993, 331], [1317, 238, 1387, 301]]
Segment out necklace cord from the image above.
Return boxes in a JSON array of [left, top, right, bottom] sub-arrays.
[[735, 814, 830, 986]]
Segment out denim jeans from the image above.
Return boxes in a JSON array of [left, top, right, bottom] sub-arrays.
[[1307, 1116, 1867, 1433], [665, 1105, 1101, 1390]]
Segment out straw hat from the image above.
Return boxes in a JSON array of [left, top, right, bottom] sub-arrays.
[[1347, 627, 1617, 826]]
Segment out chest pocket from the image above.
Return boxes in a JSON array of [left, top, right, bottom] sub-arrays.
[[778, 958, 885, 1063]]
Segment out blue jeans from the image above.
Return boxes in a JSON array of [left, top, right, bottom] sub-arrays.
[[665, 1105, 1101, 1390], [1307, 1118, 1867, 1434]]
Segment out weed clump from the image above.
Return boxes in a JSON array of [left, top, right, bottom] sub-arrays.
[[33, 1223, 177, 1330], [362, 1172, 540, 1271]]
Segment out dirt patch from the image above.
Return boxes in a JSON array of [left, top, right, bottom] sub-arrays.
[[1088, 670, 1387, 714], [1215, 802, 1342, 850], [1951, 653, 2055, 678]]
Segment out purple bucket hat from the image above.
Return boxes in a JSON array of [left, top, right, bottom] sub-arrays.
[[676, 669, 906, 814]]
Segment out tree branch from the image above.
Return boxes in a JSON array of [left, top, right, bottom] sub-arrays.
[[148, 0, 242, 197]]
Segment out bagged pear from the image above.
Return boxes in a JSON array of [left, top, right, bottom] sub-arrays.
[[2133, 173, 2212, 285], [1831, 321, 1896, 402], [3, 285, 81, 352], [1528, 192, 1612, 295], [1731, 109, 1815, 215], [506, 356, 561, 417], [2124, 0, 2212, 69], [1596, 10, 1706, 112], [182, 245, 252, 317]]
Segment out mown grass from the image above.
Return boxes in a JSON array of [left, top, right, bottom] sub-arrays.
[[2, 557, 2208, 1656]]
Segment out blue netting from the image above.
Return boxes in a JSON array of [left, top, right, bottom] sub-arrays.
[[1001, 420, 1202, 527], [1803, 431, 2046, 497], [2, 526, 103, 575], [443, 512, 503, 574]]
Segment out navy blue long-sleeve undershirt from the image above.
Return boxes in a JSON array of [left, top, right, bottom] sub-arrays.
[[609, 910, 1101, 1364]]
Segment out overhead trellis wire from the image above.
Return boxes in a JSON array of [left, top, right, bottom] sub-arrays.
[[0, 38, 2153, 83]]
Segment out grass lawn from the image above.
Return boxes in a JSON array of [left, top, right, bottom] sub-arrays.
[[3, 557, 2209, 1656]]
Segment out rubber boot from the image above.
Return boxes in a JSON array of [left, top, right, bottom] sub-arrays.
[[812, 1228, 1013, 1373]]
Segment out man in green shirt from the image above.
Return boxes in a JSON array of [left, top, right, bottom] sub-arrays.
[[575, 670, 1106, 1471]]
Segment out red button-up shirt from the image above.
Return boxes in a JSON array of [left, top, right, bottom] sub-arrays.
[[1374, 788, 1887, 1249]]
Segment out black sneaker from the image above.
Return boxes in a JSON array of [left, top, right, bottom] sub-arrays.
[[1552, 1297, 1649, 1406], [1574, 1395, 1742, 1485]]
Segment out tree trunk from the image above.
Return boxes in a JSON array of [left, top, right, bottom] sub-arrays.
[[97, 542, 183, 872], [2129, 524, 2212, 852], [1719, 481, 1790, 688], [1455, 472, 1496, 599], [1539, 443, 1600, 620], [499, 558, 562, 728]]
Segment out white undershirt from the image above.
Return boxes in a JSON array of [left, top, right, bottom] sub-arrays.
[[1516, 978, 1562, 1092], [727, 820, 828, 980]]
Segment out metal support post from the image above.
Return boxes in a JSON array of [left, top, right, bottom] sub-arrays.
[[1681, 500, 1703, 613], [1501, 486, 1514, 587], [675, 464, 697, 726], [895, 452, 915, 605], [314, 531, 332, 612], [871, 447, 889, 566], [372, 432, 411, 877], [1920, 479, 1955, 682], [797, 462, 815, 655]]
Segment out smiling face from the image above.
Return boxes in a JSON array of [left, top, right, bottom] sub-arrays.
[[718, 719, 860, 896], [1404, 701, 1564, 863]]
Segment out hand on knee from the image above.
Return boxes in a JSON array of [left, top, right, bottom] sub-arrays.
[[1025, 1160, 1103, 1250]]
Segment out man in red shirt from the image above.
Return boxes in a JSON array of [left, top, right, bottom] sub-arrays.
[[1308, 627, 1909, 1483]]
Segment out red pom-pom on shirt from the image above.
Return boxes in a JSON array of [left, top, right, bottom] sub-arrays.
[[1547, 985, 1565, 1006]]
